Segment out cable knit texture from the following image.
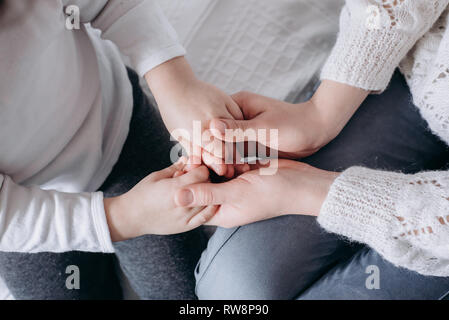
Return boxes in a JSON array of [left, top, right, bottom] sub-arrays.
[[319, 0, 449, 276], [322, 0, 449, 92], [319, 168, 449, 276]]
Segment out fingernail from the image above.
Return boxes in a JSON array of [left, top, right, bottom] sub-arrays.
[[213, 120, 227, 135], [177, 189, 193, 206]]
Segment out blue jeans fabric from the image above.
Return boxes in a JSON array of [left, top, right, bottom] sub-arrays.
[[195, 71, 449, 300]]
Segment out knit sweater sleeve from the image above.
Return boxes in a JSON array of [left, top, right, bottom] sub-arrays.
[[321, 0, 449, 91], [318, 167, 449, 276]]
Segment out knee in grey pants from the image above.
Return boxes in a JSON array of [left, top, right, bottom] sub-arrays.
[[195, 71, 449, 300], [195, 216, 356, 299]]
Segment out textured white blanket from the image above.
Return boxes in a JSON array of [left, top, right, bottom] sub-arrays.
[[0, 0, 343, 300], [158, 0, 343, 101]]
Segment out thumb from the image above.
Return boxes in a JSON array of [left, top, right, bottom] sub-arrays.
[[175, 181, 236, 207], [231, 91, 269, 119], [209, 118, 262, 143]]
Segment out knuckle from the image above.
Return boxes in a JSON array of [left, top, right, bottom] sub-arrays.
[[233, 91, 250, 103], [190, 166, 209, 182], [199, 188, 214, 205], [239, 91, 251, 100], [197, 213, 208, 225]]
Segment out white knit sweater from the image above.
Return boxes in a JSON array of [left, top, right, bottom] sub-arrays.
[[319, 0, 449, 277]]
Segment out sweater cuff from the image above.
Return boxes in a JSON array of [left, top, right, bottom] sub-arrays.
[[320, 10, 414, 92], [91, 192, 115, 253], [318, 167, 408, 247]]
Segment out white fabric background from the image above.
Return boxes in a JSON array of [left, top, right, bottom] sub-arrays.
[[158, 0, 343, 101]]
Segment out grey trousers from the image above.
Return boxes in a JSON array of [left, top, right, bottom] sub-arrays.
[[0, 69, 206, 300], [195, 71, 449, 300]]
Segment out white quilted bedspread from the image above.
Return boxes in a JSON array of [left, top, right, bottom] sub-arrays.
[[158, 0, 344, 101]]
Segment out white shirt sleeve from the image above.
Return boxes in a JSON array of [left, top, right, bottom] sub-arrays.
[[318, 167, 449, 277], [0, 174, 114, 253], [67, 0, 186, 76]]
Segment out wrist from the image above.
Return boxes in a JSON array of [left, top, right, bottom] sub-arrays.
[[104, 195, 135, 242], [288, 168, 340, 217], [314, 171, 340, 217], [309, 80, 369, 141], [144, 56, 198, 106], [295, 99, 334, 150]]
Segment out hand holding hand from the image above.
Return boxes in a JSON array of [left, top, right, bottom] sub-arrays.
[[209, 81, 368, 159], [175, 159, 339, 228], [104, 158, 218, 241], [145, 57, 247, 177]]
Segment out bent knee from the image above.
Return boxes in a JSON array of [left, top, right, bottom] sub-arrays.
[[195, 227, 293, 300]]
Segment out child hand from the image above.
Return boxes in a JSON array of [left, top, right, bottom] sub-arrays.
[[104, 158, 218, 242], [145, 57, 248, 177]]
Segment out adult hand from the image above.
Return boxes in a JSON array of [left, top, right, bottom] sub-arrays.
[[209, 81, 368, 159], [174, 159, 339, 228]]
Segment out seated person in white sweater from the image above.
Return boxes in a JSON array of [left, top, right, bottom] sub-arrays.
[[0, 0, 246, 299], [180, 0, 449, 299]]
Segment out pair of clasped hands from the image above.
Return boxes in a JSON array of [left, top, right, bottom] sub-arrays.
[[105, 57, 368, 242]]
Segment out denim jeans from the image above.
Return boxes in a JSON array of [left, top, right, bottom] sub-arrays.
[[195, 71, 449, 300]]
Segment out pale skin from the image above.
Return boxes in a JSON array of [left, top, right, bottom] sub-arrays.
[[144, 56, 250, 178], [104, 56, 248, 241], [104, 157, 219, 242], [104, 56, 368, 241], [175, 160, 341, 228], [176, 76, 369, 226]]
